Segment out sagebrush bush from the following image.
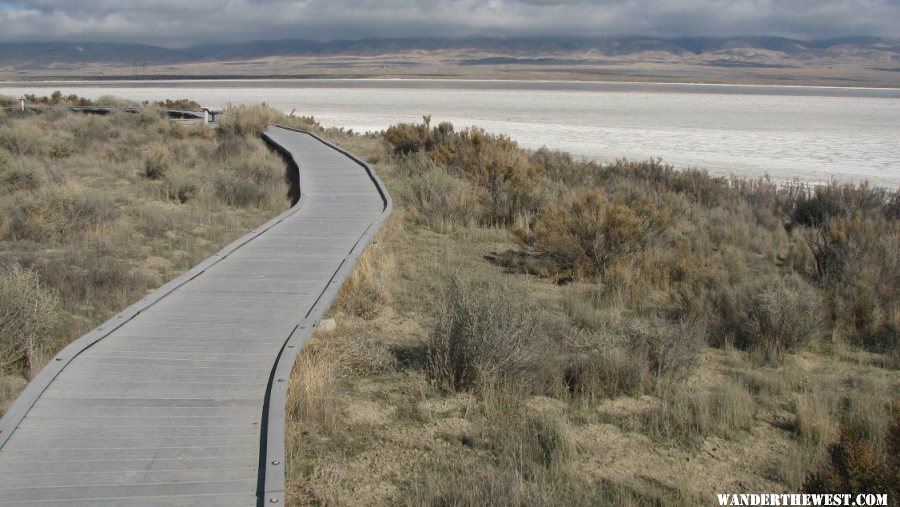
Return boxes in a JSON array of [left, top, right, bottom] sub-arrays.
[[1, 158, 46, 193], [386, 120, 545, 224], [8, 184, 119, 242], [531, 189, 669, 278], [161, 171, 200, 204], [142, 144, 172, 180], [0, 264, 59, 374], [710, 272, 823, 363], [562, 318, 703, 399], [0, 123, 44, 156], [427, 276, 547, 392], [213, 172, 268, 208]]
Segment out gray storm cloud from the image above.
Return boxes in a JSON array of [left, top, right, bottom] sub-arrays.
[[0, 0, 898, 46]]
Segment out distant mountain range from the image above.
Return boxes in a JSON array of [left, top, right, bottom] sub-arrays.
[[1, 36, 898, 68]]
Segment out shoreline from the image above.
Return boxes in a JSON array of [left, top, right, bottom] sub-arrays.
[[3, 77, 899, 99]]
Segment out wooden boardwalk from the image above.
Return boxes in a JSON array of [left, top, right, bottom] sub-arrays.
[[0, 127, 391, 506]]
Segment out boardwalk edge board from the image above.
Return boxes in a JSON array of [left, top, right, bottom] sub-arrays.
[[0, 126, 392, 506], [259, 126, 393, 505]]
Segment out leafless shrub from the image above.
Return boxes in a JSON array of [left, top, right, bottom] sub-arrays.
[[213, 172, 268, 208], [0, 264, 59, 374], [709, 272, 823, 363], [426, 276, 547, 392], [142, 144, 172, 180]]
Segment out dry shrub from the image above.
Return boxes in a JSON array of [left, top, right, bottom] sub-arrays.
[[0, 264, 59, 374], [224, 146, 284, 187], [531, 189, 662, 277], [562, 320, 703, 400], [384, 120, 433, 155], [399, 162, 485, 231], [142, 144, 172, 180], [218, 104, 281, 137], [213, 172, 269, 208], [7, 184, 119, 242], [93, 95, 137, 108], [644, 380, 755, 444], [161, 171, 200, 204], [32, 249, 156, 319], [710, 272, 823, 363], [563, 344, 647, 399], [1, 158, 46, 193], [803, 415, 898, 499], [0, 123, 44, 156], [819, 218, 899, 351], [426, 276, 547, 392], [385, 120, 545, 224]]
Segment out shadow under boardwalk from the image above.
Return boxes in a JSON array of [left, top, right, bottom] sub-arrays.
[[0, 127, 391, 506]]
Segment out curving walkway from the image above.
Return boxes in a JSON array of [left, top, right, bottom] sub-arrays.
[[0, 127, 391, 506]]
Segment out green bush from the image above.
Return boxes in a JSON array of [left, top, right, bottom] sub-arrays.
[[0, 264, 59, 374]]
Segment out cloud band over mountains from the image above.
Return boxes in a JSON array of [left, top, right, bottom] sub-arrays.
[[1, 0, 898, 47]]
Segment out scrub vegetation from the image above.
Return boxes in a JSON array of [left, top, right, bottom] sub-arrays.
[[0, 99, 291, 413], [286, 118, 898, 505]]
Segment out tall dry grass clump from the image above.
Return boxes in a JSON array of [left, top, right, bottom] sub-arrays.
[[218, 104, 281, 137], [0, 264, 59, 375], [335, 216, 398, 320], [396, 155, 486, 231], [643, 380, 756, 444]]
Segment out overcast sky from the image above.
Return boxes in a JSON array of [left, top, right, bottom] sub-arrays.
[[0, 0, 898, 48]]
